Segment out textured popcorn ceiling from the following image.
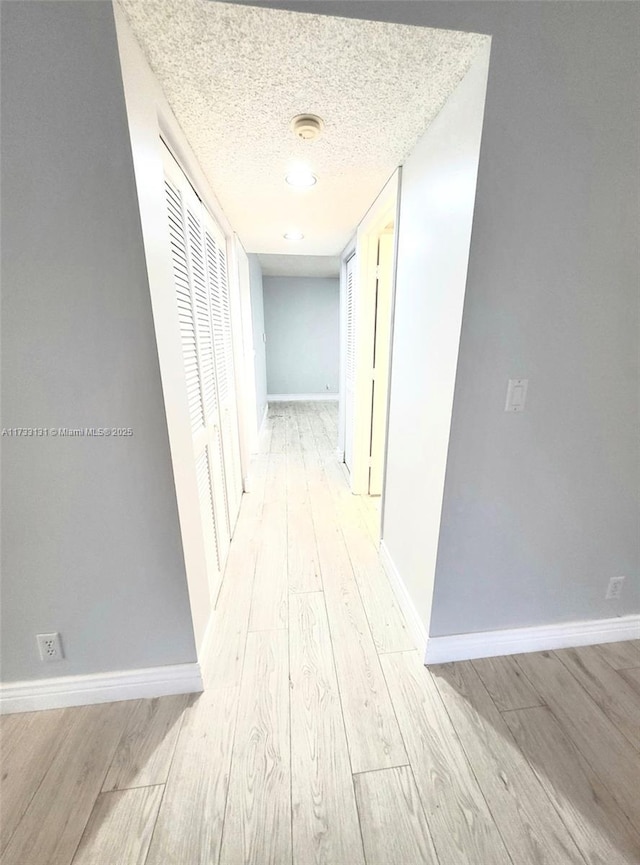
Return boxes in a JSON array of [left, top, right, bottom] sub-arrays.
[[118, 0, 488, 257]]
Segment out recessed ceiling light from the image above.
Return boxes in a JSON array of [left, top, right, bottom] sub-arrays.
[[283, 231, 304, 241], [285, 170, 317, 188]]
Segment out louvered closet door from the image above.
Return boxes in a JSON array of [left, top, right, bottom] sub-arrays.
[[203, 209, 243, 530], [344, 252, 356, 472], [163, 145, 230, 604]]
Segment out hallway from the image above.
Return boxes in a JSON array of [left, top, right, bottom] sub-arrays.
[[2, 403, 640, 865]]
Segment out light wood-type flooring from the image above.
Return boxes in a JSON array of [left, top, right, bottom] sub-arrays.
[[2, 402, 640, 864]]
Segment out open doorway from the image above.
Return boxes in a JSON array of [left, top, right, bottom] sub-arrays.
[[340, 174, 398, 519], [116, 0, 491, 668]]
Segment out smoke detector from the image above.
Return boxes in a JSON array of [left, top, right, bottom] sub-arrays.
[[291, 114, 324, 141]]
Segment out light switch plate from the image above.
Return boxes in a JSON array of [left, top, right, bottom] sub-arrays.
[[505, 378, 528, 412]]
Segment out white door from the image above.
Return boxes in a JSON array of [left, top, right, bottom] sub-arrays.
[[344, 252, 356, 472], [369, 231, 394, 495], [163, 144, 238, 603]]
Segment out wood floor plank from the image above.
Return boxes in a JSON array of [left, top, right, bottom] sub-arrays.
[[286, 449, 322, 594], [504, 706, 640, 865], [0, 707, 70, 853], [336, 514, 413, 654], [380, 651, 511, 865], [220, 630, 291, 865], [354, 766, 438, 865], [269, 411, 286, 454], [101, 694, 189, 792], [618, 666, 640, 697], [285, 405, 303, 454], [71, 785, 163, 865], [249, 499, 288, 631], [1, 701, 131, 865], [471, 654, 544, 712], [555, 645, 640, 751], [430, 661, 586, 864], [317, 455, 413, 654], [144, 685, 240, 865], [249, 456, 288, 632], [289, 592, 365, 865], [514, 651, 640, 826], [294, 403, 316, 453], [357, 495, 381, 545], [307, 470, 407, 774], [203, 459, 267, 690], [592, 641, 640, 670]]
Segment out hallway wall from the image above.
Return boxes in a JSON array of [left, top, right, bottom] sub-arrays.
[[0, 0, 196, 682], [263, 276, 340, 397]]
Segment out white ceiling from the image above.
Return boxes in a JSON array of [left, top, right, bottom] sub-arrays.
[[118, 0, 487, 258]]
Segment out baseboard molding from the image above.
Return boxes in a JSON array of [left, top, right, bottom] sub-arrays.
[[259, 403, 268, 434], [425, 614, 640, 664], [251, 405, 270, 459], [0, 662, 203, 715], [379, 541, 428, 655], [267, 394, 339, 402]]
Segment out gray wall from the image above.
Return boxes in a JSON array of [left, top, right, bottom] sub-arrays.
[[258, 0, 640, 633], [1, 0, 196, 681], [263, 276, 339, 396], [248, 254, 268, 429]]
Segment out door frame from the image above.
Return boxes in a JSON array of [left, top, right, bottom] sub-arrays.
[[342, 171, 400, 497], [114, 2, 254, 658]]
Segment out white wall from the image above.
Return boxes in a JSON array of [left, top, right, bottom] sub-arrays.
[[382, 45, 492, 633], [263, 276, 340, 396], [0, 0, 196, 682], [260, 0, 640, 637], [248, 254, 268, 430]]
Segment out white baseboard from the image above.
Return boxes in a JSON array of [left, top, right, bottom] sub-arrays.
[[379, 541, 428, 655], [425, 614, 640, 664], [268, 394, 339, 402], [0, 662, 203, 715], [252, 405, 270, 459], [259, 403, 268, 433]]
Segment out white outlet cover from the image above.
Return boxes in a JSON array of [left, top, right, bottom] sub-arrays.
[[37, 632, 64, 662], [605, 576, 625, 600]]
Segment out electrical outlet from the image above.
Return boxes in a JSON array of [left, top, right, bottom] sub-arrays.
[[37, 632, 64, 662], [605, 576, 625, 601]]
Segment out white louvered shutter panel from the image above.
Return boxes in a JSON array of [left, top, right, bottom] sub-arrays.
[[344, 253, 356, 472], [204, 216, 243, 530], [195, 447, 220, 577], [206, 230, 228, 404], [163, 142, 236, 604], [165, 178, 204, 435], [186, 206, 217, 423]]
